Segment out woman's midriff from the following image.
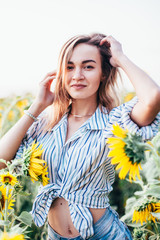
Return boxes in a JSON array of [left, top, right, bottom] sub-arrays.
[[48, 197, 106, 238]]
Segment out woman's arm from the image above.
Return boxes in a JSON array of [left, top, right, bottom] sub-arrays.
[[100, 36, 160, 126], [0, 71, 56, 168]]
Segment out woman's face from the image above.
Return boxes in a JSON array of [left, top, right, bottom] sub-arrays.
[[64, 43, 102, 103]]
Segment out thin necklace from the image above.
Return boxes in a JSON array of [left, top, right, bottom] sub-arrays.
[[70, 112, 93, 118]]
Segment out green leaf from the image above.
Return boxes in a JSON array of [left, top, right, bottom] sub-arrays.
[[149, 235, 160, 240], [9, 223, 24, 234], [142, 154, 160, 182], [16, 211, 33, 227], [148, 179, 160, 185], [134, 190, 146, 196], [18, 191, 31, 196], [126, 222, 142, 228], [0, 220, 10, 226], [145, 186, 160, 198]]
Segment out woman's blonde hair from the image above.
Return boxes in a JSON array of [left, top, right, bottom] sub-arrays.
[[45, 33, 120, 131]]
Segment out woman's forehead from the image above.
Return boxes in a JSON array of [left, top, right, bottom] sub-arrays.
[[69, 43, 101, 63]]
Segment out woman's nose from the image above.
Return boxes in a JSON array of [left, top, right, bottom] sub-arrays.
[[72, 68, 84, 80]]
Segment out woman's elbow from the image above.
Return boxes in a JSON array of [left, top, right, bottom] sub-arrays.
[[146, 87, 160, 110]]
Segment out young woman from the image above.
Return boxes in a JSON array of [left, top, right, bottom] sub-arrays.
[[0, 33, 160, 240]]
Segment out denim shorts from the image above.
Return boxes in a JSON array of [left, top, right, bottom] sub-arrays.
[[48, 206, 132, 240]]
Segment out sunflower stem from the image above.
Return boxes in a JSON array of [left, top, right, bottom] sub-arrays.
[[154, 221, 159, 235], [143, 228, 154, 235], [16, 193, 21, 213], [4, 185, 9, 232]]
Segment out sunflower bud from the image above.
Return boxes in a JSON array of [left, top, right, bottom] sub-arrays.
[[133, 228, 145, 240]]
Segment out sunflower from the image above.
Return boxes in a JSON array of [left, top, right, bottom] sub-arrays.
[[1, 232, 24, 240], [16, 98, 29, 116], [132, 199, 160, 225], [123, 92, 136, 103], [133, 228, 145, 240], [0, 185, 15, 214], [107, 123, 145, 182], [23, 142, 47, 182], [7, 110, 15, 121], [0, 172, 18, 186], [38, 166, 49, 186], [16, 99, 28, 109]]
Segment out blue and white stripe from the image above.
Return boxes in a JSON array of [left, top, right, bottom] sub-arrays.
[[16, 96, 160, 239]]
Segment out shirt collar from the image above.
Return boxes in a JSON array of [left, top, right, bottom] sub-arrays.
[[50, 106, 108, 132], [86, 106, 108, 130]]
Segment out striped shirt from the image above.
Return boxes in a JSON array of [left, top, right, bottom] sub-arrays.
[[16, 97, 160, 239]]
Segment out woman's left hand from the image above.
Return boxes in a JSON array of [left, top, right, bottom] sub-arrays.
[[100, 36, 124, 67]]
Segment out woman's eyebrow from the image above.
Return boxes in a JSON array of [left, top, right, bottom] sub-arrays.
[[82, 60, 96, 64], [67, 60, 96, 64]]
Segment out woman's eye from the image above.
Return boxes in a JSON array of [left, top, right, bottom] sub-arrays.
[[84, 65, 94, 70], [67, 66, 74, 70]]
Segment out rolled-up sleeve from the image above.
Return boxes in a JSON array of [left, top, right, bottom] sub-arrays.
[[107, 97, 160, 140]]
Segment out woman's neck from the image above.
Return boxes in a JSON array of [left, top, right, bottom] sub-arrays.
[[70, 99, 98, 117]]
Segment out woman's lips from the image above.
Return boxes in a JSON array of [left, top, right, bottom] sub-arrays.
[[71, 84, 87, 89]]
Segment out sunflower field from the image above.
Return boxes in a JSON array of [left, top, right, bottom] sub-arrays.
[[0, 94, 48, 240], [0, 93, 160, 240]]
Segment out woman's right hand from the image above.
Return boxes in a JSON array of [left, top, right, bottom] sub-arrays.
[[34, 71, 56, 110], [100, 36, 124, 67]]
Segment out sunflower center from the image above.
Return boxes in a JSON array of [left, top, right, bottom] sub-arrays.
[[4, 176, 11, 183]]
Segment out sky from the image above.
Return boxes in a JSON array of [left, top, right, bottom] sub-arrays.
[[0, 0, 160, 98]]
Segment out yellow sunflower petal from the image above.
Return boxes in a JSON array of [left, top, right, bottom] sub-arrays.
[[30, 158, 46, 164], [28, 169, 39, 181], [106, 137, 122, 144], [110, 156, 122, 164], [29, 167, 43, 175], [119, 164, 130, 179], [108, 148, 126, 157], [112, 124, 128, 138], [1, 232, 24, 240], [32, 149, 44, 158], [30, 162, 44, 170], [115, 157, 130, 170], [135, 164, 142, 180], [108, 141, 126, 149], [129, 164, 136, 181]]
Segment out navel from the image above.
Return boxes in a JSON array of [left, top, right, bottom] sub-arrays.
[[68, 227, 72, 235]]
